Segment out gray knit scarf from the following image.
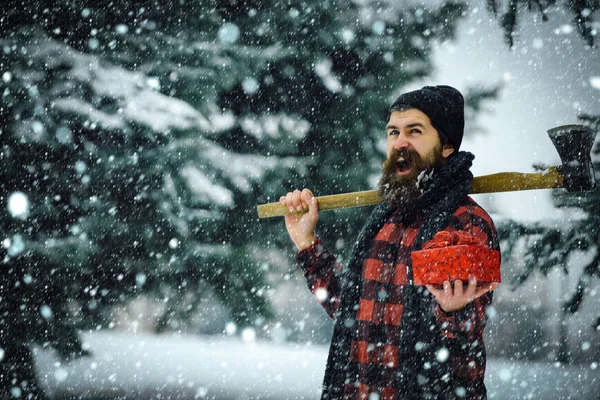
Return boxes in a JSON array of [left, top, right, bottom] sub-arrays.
[[321, 151, 475, 399]]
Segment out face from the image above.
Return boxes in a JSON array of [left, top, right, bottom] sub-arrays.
[[378, 109, 455, 206], [385, 108, 454, 165]]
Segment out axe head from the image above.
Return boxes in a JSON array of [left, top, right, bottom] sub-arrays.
[[547, 124, 597, 192]]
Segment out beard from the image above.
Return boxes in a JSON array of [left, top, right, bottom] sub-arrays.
[[378, 144, 446, 208]]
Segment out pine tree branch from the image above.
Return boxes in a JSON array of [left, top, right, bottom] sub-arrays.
[[487, 0, 500, 16], [578, 113, 600, 132], [527, 0, 554, 19], [489, 0, 598, 46], [501, 0, 520, 47], [563, 250, 600, 314], [568, 0, 597, 46]]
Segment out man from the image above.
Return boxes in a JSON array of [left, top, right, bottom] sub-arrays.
[[280, 85, 500, 400]]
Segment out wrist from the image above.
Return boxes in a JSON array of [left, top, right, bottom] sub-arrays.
[[295, 235, 317, 251], [438, 304, 457, 315], [438, 302, 468, 314]]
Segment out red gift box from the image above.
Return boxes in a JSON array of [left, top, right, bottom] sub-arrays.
[[411, 231, 501, 286]]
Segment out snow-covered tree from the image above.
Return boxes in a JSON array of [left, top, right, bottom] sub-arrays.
[[481, 1, 600, 362], [0, 0, 480, 397], [0, 23, 283, 400], [498, 116, 600, 358], [486, 0, 599, 47]]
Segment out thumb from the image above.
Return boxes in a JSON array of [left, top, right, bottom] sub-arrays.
[[307, 196, 319, 217]]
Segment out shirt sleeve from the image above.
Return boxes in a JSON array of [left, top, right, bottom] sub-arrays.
[[296, 237, 345, 320], [429, 203, 500, 391], [431, 203, 500, 340]]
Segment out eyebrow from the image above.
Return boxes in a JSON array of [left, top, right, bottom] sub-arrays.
[[385, 122, 425, 130]]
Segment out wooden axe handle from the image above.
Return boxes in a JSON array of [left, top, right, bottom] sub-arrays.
[[256, 166, 564, 218]]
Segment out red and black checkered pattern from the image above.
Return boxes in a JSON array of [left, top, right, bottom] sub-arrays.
[[297, 196, 499, 400]]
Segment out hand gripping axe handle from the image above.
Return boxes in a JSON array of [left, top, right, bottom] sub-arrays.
[[257, 124, 597, 218]]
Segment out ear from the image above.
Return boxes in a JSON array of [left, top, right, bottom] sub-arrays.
[[442, 144, 455, 159]]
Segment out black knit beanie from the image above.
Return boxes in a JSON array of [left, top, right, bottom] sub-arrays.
[[389, 85, 465, 151]]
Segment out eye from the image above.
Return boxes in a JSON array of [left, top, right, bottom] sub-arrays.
[[388, 130, 399, 136], [410, 129, 422, 135]]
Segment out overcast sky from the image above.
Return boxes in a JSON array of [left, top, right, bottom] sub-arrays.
[[409, 4, 599, 222]]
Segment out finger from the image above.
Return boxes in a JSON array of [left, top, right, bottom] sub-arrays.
[[285, 192, 295, 212], [464, 276, 478, 298], [443, 280, 452, 296], [301, 188, 314, 209], [454, 280, 464, 297], [307, 194, 319, 217], [473, 282, 499, 298], [425, 284, 442, 298], [289, 189, 300, 210], [292, 189, 304, 211], [301, 188, 319, 216], [280, 196, 287, 205]]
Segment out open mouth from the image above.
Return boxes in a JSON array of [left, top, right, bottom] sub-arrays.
[[396, 155, 413, 174]]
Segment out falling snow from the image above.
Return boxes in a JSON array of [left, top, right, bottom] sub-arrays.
[[1, 1, 598, 399], [217, 23, 241, 44], [7, 192, 30, 219]]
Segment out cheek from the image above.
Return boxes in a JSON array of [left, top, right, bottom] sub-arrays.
[[418, 141, 437, 156], [386, 140, 394, 157]]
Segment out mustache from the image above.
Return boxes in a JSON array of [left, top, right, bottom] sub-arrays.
[[382, 147, 419, 173], [392, 147, 418, 163]]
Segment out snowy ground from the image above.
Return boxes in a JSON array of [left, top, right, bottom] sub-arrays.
[[34, 331, 599, 399]]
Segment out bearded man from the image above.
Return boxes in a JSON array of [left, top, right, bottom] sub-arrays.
[[280, 85, 500, 400]]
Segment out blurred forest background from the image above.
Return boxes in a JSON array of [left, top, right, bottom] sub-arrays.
[[0, 0, 598, 398]]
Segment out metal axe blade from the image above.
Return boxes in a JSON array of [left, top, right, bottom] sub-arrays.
[[547, 124, 596, 192]]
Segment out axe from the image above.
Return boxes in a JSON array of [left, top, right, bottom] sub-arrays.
[[257, 124, 597, 218]]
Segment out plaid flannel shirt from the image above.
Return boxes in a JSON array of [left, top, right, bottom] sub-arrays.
[[297, 197, 499, 400]]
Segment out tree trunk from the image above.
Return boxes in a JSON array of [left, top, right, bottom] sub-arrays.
[[557, 317, 571, 364]]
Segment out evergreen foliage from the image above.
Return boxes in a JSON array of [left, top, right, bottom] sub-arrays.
[[486, 0, 599, 47], [486, 0, 600, 361], [498, 117, 600, 332], [0, 1, 477, 396]]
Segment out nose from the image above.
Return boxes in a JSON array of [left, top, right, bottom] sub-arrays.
[[392, 132, 410, 150]]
